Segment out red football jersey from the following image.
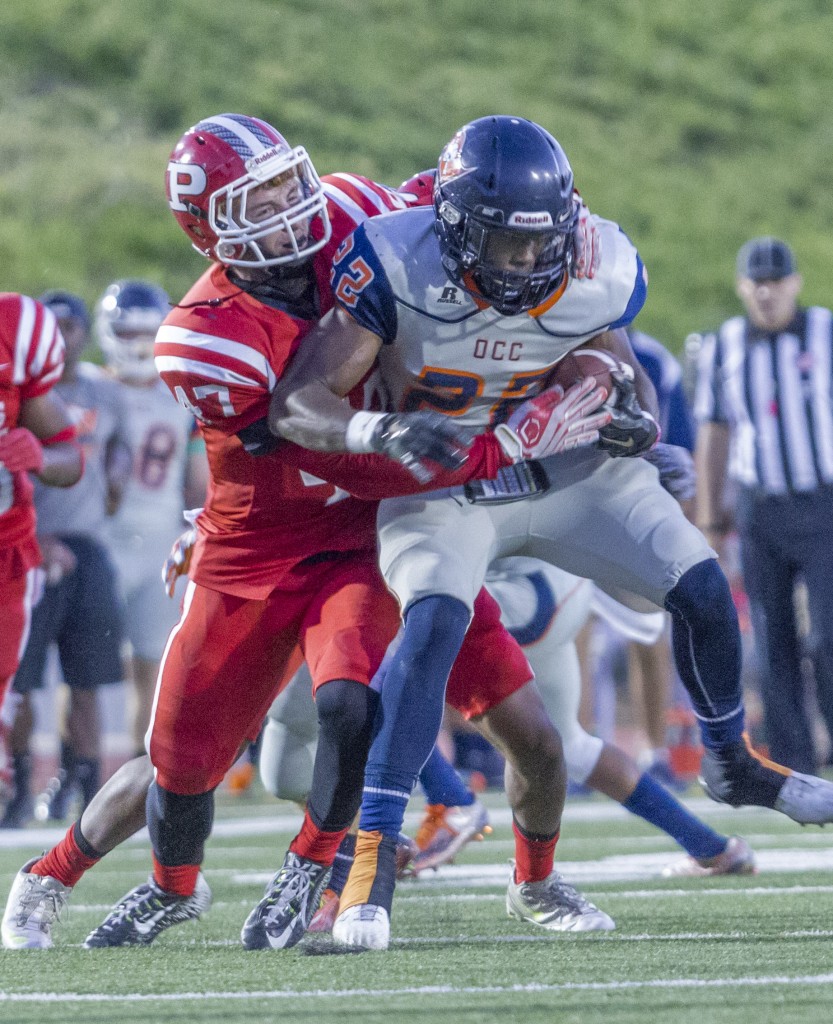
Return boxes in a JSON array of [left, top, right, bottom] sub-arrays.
[[155, 176, 509, 598], [0, 293, 65, 579]]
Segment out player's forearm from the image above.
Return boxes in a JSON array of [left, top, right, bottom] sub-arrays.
[[36, 441, 84, 487], [591, 329, 659, 419], [268, 380, 356, 451], [284, 432, 512, 499]]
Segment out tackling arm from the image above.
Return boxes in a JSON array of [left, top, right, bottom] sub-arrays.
[[268, 305, 383, 451]]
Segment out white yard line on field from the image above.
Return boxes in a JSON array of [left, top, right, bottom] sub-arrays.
[[4, 974, 833, 1003], [0, 798, 767, 850], [227, 845, 833, 887]]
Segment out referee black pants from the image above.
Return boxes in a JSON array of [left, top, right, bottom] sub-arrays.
[[738, 486, 833, 774]]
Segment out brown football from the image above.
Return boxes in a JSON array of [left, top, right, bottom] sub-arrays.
[[548, 347, 629, 404]]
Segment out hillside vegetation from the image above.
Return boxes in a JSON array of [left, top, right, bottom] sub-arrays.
[[2, 0, 833, 348]]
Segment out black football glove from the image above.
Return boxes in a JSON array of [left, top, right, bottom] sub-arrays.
[[237, 416, 281, 456], [642, 442, 696, 502], [598, 371, 660, 457], [369, 411, 472, 482]]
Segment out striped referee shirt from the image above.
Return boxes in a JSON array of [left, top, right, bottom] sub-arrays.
[[693, 306, 833, 494]]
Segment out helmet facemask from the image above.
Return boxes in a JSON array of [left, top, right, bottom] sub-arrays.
[[209, 144, 331, 268], [437, 199, 578, 316]]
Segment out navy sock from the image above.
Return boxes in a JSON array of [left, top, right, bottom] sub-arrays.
[[360, 595, 471, 836], [328, 832, 356, 896], [418, 745, 474, 808], [664, 559, 745, 749], [624, 772, 727, 860]]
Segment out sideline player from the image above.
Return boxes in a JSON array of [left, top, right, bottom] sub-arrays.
[[0, 293, 84, 807], [268, 115, 833, 949], [1, 114, 615, 953], [2, 291, 129, 828]]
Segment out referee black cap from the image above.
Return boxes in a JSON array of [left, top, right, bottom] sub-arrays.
[[736, 237, 796, 281]]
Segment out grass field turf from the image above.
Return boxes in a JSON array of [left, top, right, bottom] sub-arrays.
[[1, 788, 832, 1024]]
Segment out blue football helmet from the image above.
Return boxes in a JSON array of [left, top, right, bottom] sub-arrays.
[[96, 279, 170, 383], [434, 116, 578, 315]]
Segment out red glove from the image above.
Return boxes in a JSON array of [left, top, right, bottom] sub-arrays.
[[0, 428, 44, 474], [495, 378, 611, 461]]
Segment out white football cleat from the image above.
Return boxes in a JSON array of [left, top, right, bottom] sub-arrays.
[[661, 835, 757, 878], [332, 904, 390, 950], [2, 858, 72, 950], [774, 772, 833, 826], [506, 869, 615, 932], [410, 800, 491, 874]]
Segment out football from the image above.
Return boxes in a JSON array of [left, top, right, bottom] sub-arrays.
[[548, 347, 631, 405]]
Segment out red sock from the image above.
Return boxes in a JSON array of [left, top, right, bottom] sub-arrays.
[[31, 824, 101, 888], [513, 821, 559, 883], [289, 811, 349, 865], [152, 854, 200, 897]]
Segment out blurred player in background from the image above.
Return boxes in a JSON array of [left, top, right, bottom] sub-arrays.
[[1, 291, 130, 828], [0, 293, 84, 812], [94, 279, 208, 757]]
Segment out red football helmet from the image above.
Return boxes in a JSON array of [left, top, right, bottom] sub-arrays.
[[165, 113, 331, 268], [398, 168, 437, 207]]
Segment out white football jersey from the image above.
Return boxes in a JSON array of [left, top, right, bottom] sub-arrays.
[[331, 206, 647, 430], [101, 377, 197, 589]]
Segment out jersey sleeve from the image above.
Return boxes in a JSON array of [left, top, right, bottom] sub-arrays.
[[0, 294, 65, 399], [330, 224, 399, 343], [154, 322, 277, 436], [279, 432, 513, 499], [692, 330, 728, 424]]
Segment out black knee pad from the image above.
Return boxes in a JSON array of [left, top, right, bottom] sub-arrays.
[[146, 783, 215, 866], [315, 678, 378, 750], [307, 679, 378, 832]]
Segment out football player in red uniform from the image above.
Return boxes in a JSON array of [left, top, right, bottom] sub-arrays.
[[0, 293, 84, 805], [2, 115, 611, 952]]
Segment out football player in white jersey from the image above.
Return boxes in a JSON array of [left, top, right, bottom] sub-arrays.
[[268, 115, 833, 948], [96, 280, 208, 754]]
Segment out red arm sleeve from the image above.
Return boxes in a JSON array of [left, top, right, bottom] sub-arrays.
[[280, 432, 513, 499]]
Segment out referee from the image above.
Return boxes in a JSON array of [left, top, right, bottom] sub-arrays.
[[693, 237, 833, 774]]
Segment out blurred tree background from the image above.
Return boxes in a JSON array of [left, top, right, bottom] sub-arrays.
[[2, 0, 833, 348]]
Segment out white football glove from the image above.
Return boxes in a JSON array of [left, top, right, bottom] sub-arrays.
[[161, 509, 201, 598], [495, 378, 611, 461]]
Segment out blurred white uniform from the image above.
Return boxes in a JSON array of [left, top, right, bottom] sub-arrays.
[[102, 380, 197, 660], [260, 556, 665, 799]]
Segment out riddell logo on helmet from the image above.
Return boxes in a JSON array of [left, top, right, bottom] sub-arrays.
[[248, 145, 287, 169], [508, 212, 553, 227]]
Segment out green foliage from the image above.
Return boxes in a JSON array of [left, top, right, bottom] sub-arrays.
[[2, 0, 833, 346]]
